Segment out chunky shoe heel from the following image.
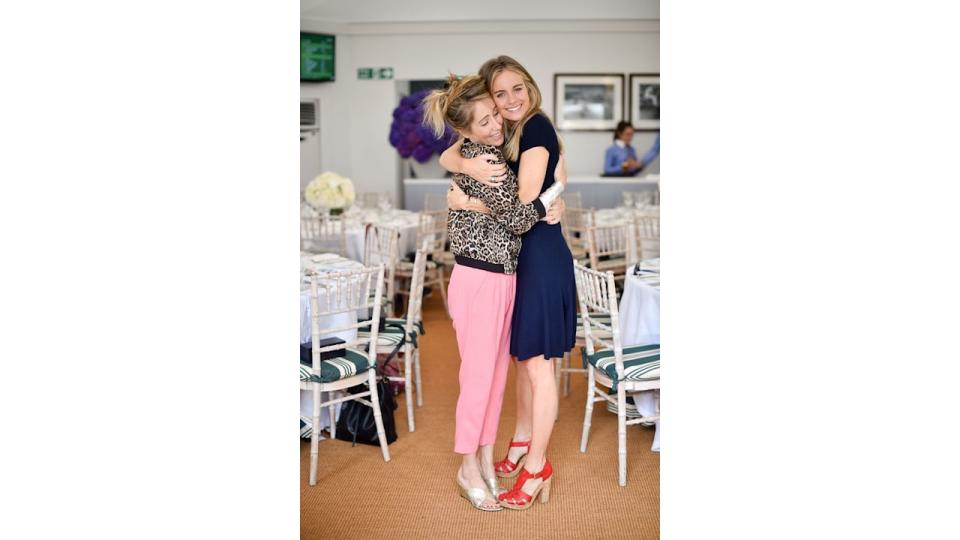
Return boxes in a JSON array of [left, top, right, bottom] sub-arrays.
[[540, 477, 552, 504]]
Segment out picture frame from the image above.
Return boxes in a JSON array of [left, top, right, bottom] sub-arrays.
[[629, 73, 660, 130], [553, 74, 625, 131]]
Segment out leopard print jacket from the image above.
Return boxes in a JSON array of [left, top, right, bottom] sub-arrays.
[[447, 139, 546, 274]]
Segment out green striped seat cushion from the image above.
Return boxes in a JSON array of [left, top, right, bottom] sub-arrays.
[[300, 416, 313, 439], [300, 347, 373, 383], [357, 318, 424, 349], [577, 313, 614, 339], [583, 343, 660, 387]]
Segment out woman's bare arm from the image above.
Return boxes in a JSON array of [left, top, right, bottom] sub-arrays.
[[516, 147, 550, 203]]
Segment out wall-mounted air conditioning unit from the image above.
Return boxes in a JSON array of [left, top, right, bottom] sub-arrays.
[[300, 99, 319, 131]]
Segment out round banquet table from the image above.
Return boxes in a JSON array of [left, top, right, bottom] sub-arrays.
[[301, 206, 421, 263], [618, 258, 661, 452]]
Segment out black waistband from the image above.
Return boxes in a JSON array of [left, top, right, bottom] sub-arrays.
[[454, 255, 507, 274]]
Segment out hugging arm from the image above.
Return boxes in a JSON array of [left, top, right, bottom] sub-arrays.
[[450, 176, 544, 235], [440, 139, 508, 186]]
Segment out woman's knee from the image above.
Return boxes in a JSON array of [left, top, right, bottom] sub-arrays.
[[523, 356, 554, 385]]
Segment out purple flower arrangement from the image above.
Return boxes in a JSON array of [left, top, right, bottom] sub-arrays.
[[388, 89, 456, 163]]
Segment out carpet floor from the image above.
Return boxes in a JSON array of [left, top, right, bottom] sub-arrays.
[[301, 293, 660, 539]]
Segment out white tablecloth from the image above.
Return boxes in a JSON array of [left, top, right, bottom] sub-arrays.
[[299, 253, 366, 436], [618, 258, 661, 452]]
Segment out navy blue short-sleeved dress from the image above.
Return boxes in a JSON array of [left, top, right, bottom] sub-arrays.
[[508, 113, 577, 361]]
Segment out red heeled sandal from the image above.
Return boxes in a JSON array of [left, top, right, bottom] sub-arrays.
[[498, 459, 553, 510], [494, 439, 531, 478]]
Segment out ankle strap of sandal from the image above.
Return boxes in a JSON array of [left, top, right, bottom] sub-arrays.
[[509, 439, 531, 448]]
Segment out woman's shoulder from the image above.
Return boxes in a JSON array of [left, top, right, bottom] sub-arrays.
[[460, 139, 504, 160], [520, 113, 558, 150], [524, 112, 555, 134]]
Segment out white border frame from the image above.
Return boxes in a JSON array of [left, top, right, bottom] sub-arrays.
[[554, 74, 625, 131]]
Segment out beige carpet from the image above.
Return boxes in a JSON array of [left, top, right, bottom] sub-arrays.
[[301, 294, 660, 539]]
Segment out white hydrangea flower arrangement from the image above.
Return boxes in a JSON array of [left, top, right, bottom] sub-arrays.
[[304, 172, 355, 214]]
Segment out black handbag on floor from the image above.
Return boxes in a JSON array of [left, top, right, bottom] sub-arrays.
[[334, 376, 398, 446], [334, 322, 406, 447]]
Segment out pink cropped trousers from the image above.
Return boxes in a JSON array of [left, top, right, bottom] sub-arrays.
[[447, 264, 516, 455]]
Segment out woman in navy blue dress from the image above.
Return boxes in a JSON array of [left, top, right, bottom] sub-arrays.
[[441, 56, 575, 510]]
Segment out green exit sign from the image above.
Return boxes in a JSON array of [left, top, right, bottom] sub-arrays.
[[357, 67, 393, 80]]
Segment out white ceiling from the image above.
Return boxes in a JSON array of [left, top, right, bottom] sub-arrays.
[[301, 0, 659, 23]]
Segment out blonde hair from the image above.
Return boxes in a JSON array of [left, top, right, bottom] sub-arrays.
[[422, 73, 490, 139], [479, 55, 562, 161]]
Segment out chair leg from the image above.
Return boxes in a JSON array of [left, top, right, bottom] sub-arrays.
[[368, 370, 391, 462], [328, 402, 336, 439], [436, 266, 449, 317], [617, 385, 628, 487], [580, 367, 595, 453], [404, 344, 415, 432], [563, 352, 572, 397], [310, 385, 321, 486], [413, 347, 423, 407]]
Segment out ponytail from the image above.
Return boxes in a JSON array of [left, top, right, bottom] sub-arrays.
[[422, 86, 451, 138], [420, 73, 489, 138]]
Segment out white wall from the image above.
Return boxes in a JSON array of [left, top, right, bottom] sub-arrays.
[[300, 20, 659, 202]]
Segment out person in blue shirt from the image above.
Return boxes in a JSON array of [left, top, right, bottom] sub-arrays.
[[603, 121, 641, 176], [639, 132, 659, 171]]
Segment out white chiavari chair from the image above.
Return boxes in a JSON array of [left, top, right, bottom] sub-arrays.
[[363, 224, 400, 317], [585, 223, 630, 285], [397, 210, 449, 316], [635, 215, 660, 261], [574, 263, 660, 487], [562, 206, 595, 266], [358, 244, 428, 432], [300, 215, 348, 257], [300, 264, 390, 486]]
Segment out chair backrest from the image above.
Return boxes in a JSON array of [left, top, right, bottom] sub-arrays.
[[562, 206, 595, 256], [423, 193, 448, 211], [403, 243, 430, 333], [307, 264, 385, 373], [634, 215, 660, 261], [300, 215, 348, 256], [585, 223, 630, 279], [417, 210, 448, 256], [364, 224, 400, 315], [573, 262, 624, 376]]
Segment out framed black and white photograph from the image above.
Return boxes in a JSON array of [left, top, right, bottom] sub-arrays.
[[629, 73, 660, 130], [554, 74, 625, 131]]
